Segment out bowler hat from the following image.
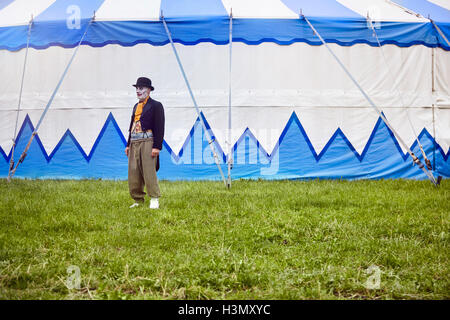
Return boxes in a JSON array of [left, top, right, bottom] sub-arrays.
[[132, 77, 154, 91]]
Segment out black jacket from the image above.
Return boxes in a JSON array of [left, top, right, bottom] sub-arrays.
[[127, 97, 165, 150]]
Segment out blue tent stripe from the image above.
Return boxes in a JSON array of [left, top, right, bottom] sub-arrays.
[[160, 0, 227, 18], [1, 112, 449, 179], [0, 146, 7, 162], [7, 114, 51, 162], [34, 0, 105, 22], [281, 0, 361, 18], [48, 129, 88, 160], [391, 0, 450, 22], [316, 128, 362, 161], [390, 0, 450, 49], [0, 0, 13, 11], [86, 113, 126, 161], [0, 17, 448, 51]]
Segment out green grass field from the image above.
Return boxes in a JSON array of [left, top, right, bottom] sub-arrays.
[[0, 178, 448, 300]]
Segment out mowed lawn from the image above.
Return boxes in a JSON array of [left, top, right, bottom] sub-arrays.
[[0, 178, 448, 300]]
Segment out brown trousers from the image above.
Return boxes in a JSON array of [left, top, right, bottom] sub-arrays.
[[128, 138, 160, 202]]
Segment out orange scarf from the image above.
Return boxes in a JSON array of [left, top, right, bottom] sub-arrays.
[[134, 96, 149, 122]]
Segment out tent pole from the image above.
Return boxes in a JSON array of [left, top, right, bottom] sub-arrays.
[[7, 16, 33, 183], [8, 14, 95, 181], [432, 47, 436, 171], [430, 18, 447, 177], [367, 16, 431, 170], [227, 10, 233, 189], [161, 14, 227, 186], [301, 14, 439, 186]]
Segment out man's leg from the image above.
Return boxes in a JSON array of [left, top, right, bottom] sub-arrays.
[[128, 141, 146, 203], [141, 138, 161, 199]]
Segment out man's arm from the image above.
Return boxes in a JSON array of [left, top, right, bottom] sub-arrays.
[[152, 102, 165, 151]]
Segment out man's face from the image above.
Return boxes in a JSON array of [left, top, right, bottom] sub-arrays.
[[136, 86, 150, 101]]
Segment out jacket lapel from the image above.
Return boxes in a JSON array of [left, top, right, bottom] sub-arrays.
[[141, 98, 153, 117], [129, 103, 138, 132]]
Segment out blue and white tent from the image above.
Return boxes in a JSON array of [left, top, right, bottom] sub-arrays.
[[0, 0, 449, 180]]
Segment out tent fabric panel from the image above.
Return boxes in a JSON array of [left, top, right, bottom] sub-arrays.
[[221, 0, 298, 19], [161, 0, 227, 18], [435, 106, 450, 171], [0, 19, 445, 51], [0, 0, 56, 27], [84, 18, 445, 48], [436, 48, 450, 106], [1, 42, 445, 158], [86, 20, 169, 47], [281, 0, 361, 18], [0, 0, 449, 50], [231, 18, 437, 47], [1, 109, 448, 180], [428, 0, 450, 11], [3, 107, 438, 165], [34, 0, 105, 22], [337, 0, 428, 22], [0, 42, 436, 107], [390, 0, 450, 50], [86, 19, 229, 47], [95, 0, 162, 21], [391, 0, 450, 22], [0, 0, 14, 11]]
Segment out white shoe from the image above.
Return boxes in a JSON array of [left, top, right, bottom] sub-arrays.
[[150, 198, 159, 209], [129, 202, 140, 208]]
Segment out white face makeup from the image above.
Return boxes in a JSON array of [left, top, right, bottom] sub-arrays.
[[136, 86, 150, 101]]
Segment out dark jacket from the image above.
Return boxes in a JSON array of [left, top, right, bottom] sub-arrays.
[[127, 97, 165, 150], [127, 98, 165, 171]]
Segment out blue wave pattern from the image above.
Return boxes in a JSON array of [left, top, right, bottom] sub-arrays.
[[1, 112, 448, 180]]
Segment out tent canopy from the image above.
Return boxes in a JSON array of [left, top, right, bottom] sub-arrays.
[[0, 0, 449, 51], [1, 0, 449, 181]]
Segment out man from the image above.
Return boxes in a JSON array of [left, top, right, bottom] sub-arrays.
[[125, 77, 165, 209]]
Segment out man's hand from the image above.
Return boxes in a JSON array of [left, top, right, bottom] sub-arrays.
[[125, 147, 129, 157], [151, 148, 160, 158]]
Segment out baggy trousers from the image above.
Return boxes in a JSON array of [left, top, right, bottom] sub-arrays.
[[128, 138, 160, 202]]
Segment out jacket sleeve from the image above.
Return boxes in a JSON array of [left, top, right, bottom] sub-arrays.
[[153, 102, 165, 150]]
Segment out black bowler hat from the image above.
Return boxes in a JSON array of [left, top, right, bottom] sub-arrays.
[[132, 77, 154, 91]]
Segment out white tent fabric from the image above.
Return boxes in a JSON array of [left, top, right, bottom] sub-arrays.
[[430, 0, 450, 11], [0, 0, 430, 23], [1, 43, 447, 153], [0, 0, 449, 180]]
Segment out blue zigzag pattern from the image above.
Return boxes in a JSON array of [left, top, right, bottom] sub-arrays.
[[1, 112, 449, 180]]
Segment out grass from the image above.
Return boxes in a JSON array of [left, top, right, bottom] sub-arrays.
[[0, 178, 448, 300]]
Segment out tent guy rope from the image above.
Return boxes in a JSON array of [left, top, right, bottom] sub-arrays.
[[367, 15, 432, 171], [161, 13, 227, 187], [227, 10, 233, 189], [7, 14, 96, 182], [301, 13, 440, 186], [430, 19, 450, 48], [7, 16, 33, 182]]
